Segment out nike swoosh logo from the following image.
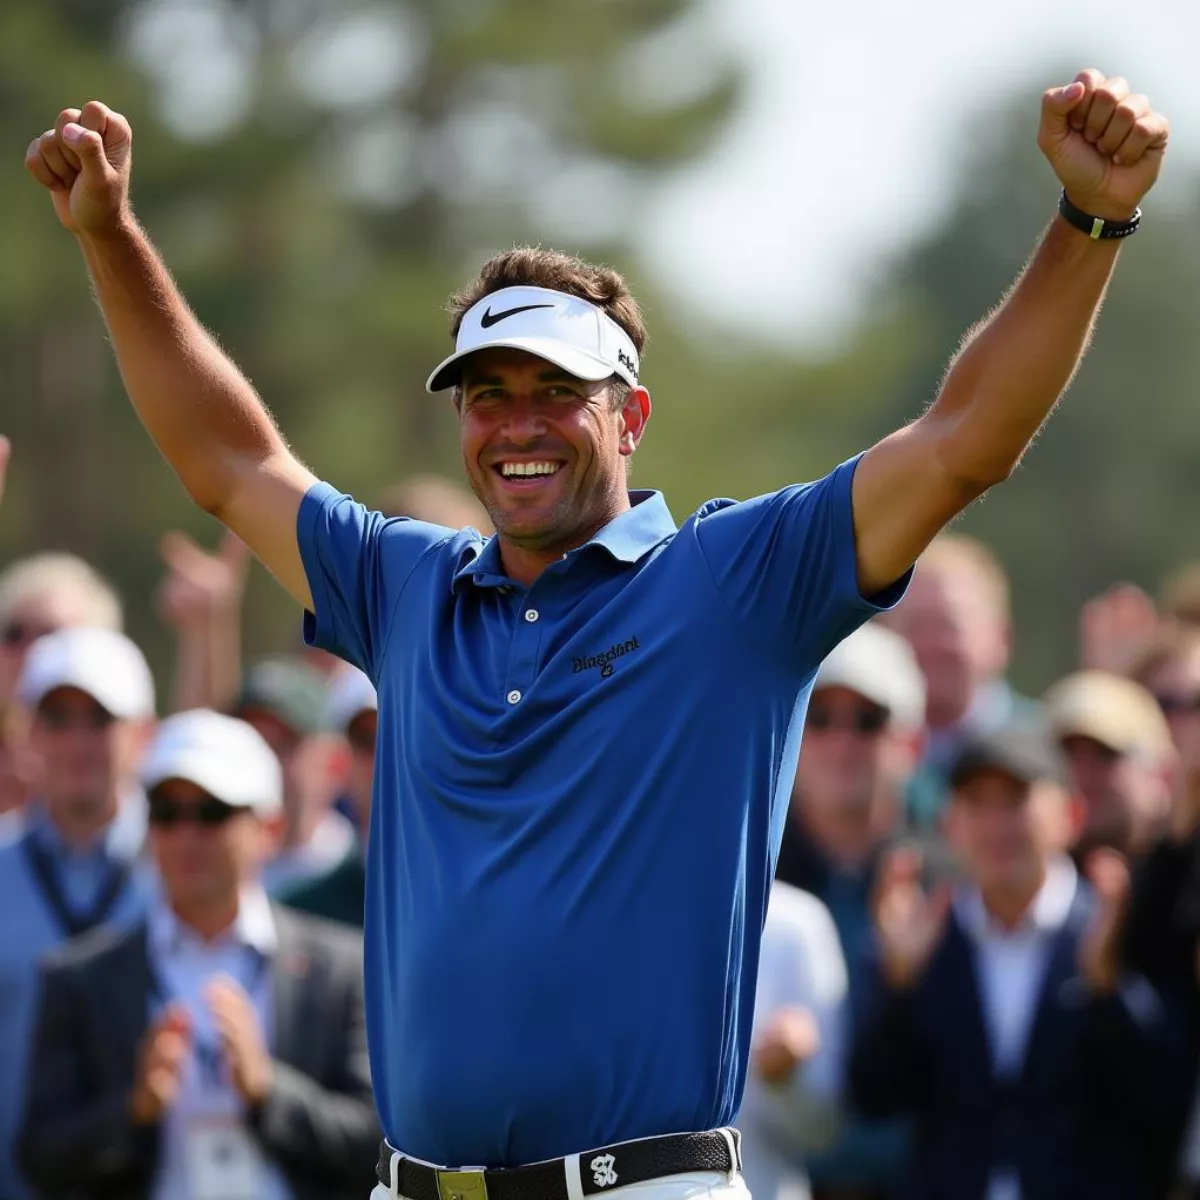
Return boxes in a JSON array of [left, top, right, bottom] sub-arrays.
[[479, 303, 555, 329]]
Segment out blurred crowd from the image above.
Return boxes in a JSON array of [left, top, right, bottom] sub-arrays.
[[4, 462, 1200, 1200]]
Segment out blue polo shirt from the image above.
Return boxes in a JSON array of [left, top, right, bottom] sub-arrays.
[[298, 454, 906, 1169]]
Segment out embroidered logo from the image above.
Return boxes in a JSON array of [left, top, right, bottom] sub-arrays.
[[573, 637, 640, 680], [591, 1155, 618, 1188]]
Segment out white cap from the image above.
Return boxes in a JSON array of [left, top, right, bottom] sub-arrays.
[[426, 286, 640, 393], [324, 667, 378, 733], [815, 622, 926, 731], [18, 627, 155, 720], [141, 710, 283, 816]]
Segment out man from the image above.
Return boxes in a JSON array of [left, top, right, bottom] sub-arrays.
[[25, 71, 1169, 1194], [1044, 669, 1175, 860], [851, 721, 1189, 1199], [884, 535, 1038, 828], [281, 667, 376, 928], [739, 882, 847, 1200], [775, 620, 924, 1198], [0, 626, 155, 1198], [0, 549, 125, 819], [232, 657, 357, 894], [18, 708, 380, 1200]]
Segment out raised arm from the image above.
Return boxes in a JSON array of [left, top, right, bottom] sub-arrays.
[[851, 69, 1169, 595], [24, 102, 317, 609]]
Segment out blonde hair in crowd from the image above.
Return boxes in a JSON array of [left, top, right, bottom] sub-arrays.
[[0, 554, 123, 631]]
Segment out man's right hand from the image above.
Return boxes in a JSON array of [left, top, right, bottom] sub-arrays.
[[129, 1005, 192, 1126], [24, 102, 132, 237], [874, 846, 952, 990]]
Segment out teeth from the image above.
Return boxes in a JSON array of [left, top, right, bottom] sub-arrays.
[[501, 462, 560, 478]]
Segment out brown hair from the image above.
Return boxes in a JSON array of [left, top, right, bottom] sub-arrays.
[[917, 533, 1011, 622], [448, 248, 647, 353]]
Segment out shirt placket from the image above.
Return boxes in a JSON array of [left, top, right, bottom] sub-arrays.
[[501, 582, 550, 709]]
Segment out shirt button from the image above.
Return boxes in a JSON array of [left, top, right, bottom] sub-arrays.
[[506, 689, 522, 705], [524, 609, 539, 623]]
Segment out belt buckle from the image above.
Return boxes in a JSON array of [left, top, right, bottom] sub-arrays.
[[437, 1169, 488, 1200]]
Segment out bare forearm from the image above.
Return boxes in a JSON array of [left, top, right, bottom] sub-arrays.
[[928, 215, 1121, 487], [77, 217, 288, 514]]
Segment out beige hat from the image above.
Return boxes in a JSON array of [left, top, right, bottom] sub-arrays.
[[815, 622, 926, 731], [1044, 670, 1172, 759]]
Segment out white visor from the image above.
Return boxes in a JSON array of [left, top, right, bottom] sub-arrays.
[[426, 286, 640, 393]]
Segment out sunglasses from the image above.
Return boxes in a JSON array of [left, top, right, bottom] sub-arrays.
[[37, 704, 116, 732], [148, 792, 242, 828], [806, 705, 889, 735], [1155, 692, 1200, 718]]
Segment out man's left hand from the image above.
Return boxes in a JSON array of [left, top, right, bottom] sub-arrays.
[[1039, 69, 1169, 222], [207, 976, 273, 1108]]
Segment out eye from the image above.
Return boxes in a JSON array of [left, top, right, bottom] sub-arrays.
[[545, 385, 580, 400]]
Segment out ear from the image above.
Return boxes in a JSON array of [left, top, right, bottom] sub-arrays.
[[619, 387, 652, 457]]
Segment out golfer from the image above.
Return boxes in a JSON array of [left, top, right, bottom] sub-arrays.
[[25, 67, 1168, 1200]]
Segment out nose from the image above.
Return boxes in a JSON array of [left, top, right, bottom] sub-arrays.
[[498, 394, 548, 443]]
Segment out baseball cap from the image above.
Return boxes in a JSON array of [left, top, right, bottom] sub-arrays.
[[949, 720, 1071, 790], [141, 710, 282, 816], [324, 667, 378, 734], [1044, 670, 1172, 758], [17, 627, 155, 720], [235, 657, 327, 737], [426, 286, 640, 394], [814, 622, 926, 730]]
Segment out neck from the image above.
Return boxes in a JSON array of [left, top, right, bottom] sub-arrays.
[[48, 794, 119, 852], [798, 801, 875, 872], [981, 860, 1046, 930], [497, 496, 631, 587], [171, 893, 241, 942]]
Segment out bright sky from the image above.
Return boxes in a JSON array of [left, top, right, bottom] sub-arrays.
[[639, 0, 1200, 349]]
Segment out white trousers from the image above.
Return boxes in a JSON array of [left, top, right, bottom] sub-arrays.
[[372, 1163, 751, 1200]]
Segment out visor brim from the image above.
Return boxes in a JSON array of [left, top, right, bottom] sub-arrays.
[[426, 336, 628, 393]]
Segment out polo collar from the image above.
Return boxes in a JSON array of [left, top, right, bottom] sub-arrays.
[[452, 490, 675, 592]]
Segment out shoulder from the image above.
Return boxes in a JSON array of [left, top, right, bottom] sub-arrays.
[[764, 883, 842, 957], [274, 904, 362, 968], [42, 920, 144, 981]]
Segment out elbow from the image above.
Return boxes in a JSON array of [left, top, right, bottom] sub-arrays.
[[928, 431, 1018, 499]]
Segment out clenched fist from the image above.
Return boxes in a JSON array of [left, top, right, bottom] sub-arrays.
[[24, 101, 132, 237], [1039, 70, 1169, 222], [129, 1004, 192, 1126]]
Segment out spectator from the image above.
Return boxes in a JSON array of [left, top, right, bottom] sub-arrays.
[[850, 720, 1187, 1200], [1044, 670, 1175, 861], [231, 657, 356, 894], [1160, 564, 1200, 631], [0, 551, 124, 817], [0, 627, 155, 1199], [376, 471, 491, 532], [776, 620, 924, 1199], [884, 535, 1038, 828], [280, 667, 376, 928], [740, 882, 847, 1200], [1121, 629, 1200, 1193], [18, 709, 379, 1200]]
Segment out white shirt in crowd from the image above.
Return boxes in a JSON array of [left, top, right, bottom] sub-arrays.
[[148, 885, 292, 1200], [955, 855, 1079, 1200], [737, 882, 847, 1200]]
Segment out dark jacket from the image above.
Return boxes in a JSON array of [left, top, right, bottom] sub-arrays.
[[280, 851, 366, 930], [849, 885, 1191, 1200], [17, 905, 380, 1200]]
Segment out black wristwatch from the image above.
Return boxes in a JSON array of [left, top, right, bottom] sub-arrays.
[[1058, 189, 1142, 240]]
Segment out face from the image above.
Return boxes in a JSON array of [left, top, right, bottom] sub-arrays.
[[0, 599, 77, 708], [149, 778, 276, 911], [344, 709, 377, 829], [1145, 646, 1200, 777], [28, 687, 144, 823], [1061, 733, 1169, 856], [945, 769, 1073, 893], [887, 564, 1008, 729], [798, 687, 896, 817], [457, 348, 650, 553]]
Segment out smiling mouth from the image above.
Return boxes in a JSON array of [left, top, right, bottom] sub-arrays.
[[492, 461, 565, 484]]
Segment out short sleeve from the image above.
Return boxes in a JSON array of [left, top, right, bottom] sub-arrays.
[[694, 454, 909, 669], [296, 482, 458, 678]]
